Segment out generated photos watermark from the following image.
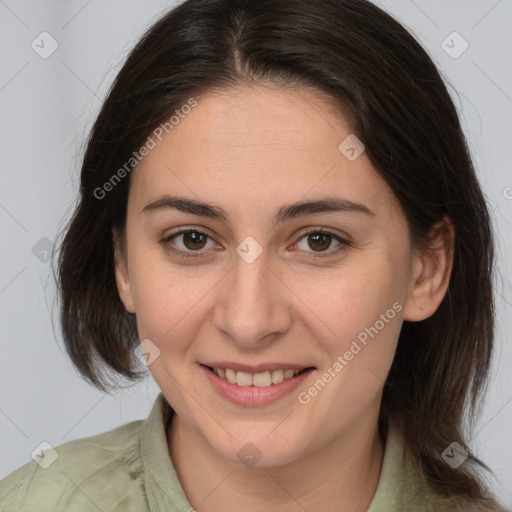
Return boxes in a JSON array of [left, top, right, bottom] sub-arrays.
[[134, 338, 161, 366], [298, 301, 403, 405], [31, 441, 58, 469], [441, 442, 468, 469], [94, 98, 198, 200]]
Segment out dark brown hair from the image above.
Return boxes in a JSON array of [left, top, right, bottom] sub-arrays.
[[56, 0, 501, 507]]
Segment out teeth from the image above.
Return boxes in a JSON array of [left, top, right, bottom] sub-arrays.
[[211, 367, 307, 387], [252, 371, 272, 387], [236, 371, 253, 387], [225, 368, 237, 384], [271, 369, 284, 384], [284, 369, 295, 379]]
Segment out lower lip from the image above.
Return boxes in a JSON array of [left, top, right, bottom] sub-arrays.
[[200, 364, 315, 407]]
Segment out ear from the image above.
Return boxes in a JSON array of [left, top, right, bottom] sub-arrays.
[[403, 216, 454, 321], [113, 228, 136, 314]]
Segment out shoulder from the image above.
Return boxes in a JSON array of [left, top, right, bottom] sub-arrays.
[[376, 426, 505, 512], [0, 419, 148, 512]]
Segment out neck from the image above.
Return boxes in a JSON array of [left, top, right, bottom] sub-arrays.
[[167, 410, 385, 512]]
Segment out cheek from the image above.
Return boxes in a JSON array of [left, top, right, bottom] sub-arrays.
[[129, 264, 208, 403], [306, 256, 405, 347], [297, 255, 406, 414], [297, 263, 404, 414], [128, 252, 216, 354]]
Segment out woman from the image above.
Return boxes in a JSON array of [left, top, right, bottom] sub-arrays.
[[0, 0, 506, 510]]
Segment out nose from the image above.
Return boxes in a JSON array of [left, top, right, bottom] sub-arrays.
[[213, 247, 292, 349]]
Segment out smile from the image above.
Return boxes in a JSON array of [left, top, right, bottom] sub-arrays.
[[206, 366, 309, 387], [200, 363, 315, 406]]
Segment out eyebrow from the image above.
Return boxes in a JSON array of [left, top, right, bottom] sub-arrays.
[[141, 195, 375, 224]]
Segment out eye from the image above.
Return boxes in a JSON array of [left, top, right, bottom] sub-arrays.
[[161, 229, 218, 258], [293, 228, 349, 258], [161, 227, 350, 259]]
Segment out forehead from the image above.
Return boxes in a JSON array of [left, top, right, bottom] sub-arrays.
[[128, 85, 400, 222]]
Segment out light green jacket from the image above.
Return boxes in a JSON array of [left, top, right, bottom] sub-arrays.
[[0, 393, 498, 511]]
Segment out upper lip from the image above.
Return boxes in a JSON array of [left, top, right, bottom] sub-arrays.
[[201, 362, 314, 373]]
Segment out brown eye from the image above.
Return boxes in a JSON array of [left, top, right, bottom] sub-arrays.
[[306, 232, 333, 251], [294, 229, 350, 259], [161, 229, 217, 258], [180, 231, 208, 250]]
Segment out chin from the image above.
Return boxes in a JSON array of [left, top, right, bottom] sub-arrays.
[[209, 434, 304, 469]]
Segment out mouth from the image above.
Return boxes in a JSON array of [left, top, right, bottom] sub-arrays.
[[201, 364, 314, 388], [200, 363, 316, 406]]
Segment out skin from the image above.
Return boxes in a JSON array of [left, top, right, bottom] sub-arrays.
[[114, 84, 454, 512]]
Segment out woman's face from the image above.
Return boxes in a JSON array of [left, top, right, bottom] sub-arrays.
[[115, 85, 423, 466]]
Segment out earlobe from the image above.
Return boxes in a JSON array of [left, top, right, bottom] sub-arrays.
[[403, 217, 454, 322], [113, 228, 136, 314]]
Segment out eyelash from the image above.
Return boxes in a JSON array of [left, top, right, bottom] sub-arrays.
[[160, 227, 350, 260]]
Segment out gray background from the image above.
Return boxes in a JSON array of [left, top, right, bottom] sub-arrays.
[[0, 0, 511, 507]]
